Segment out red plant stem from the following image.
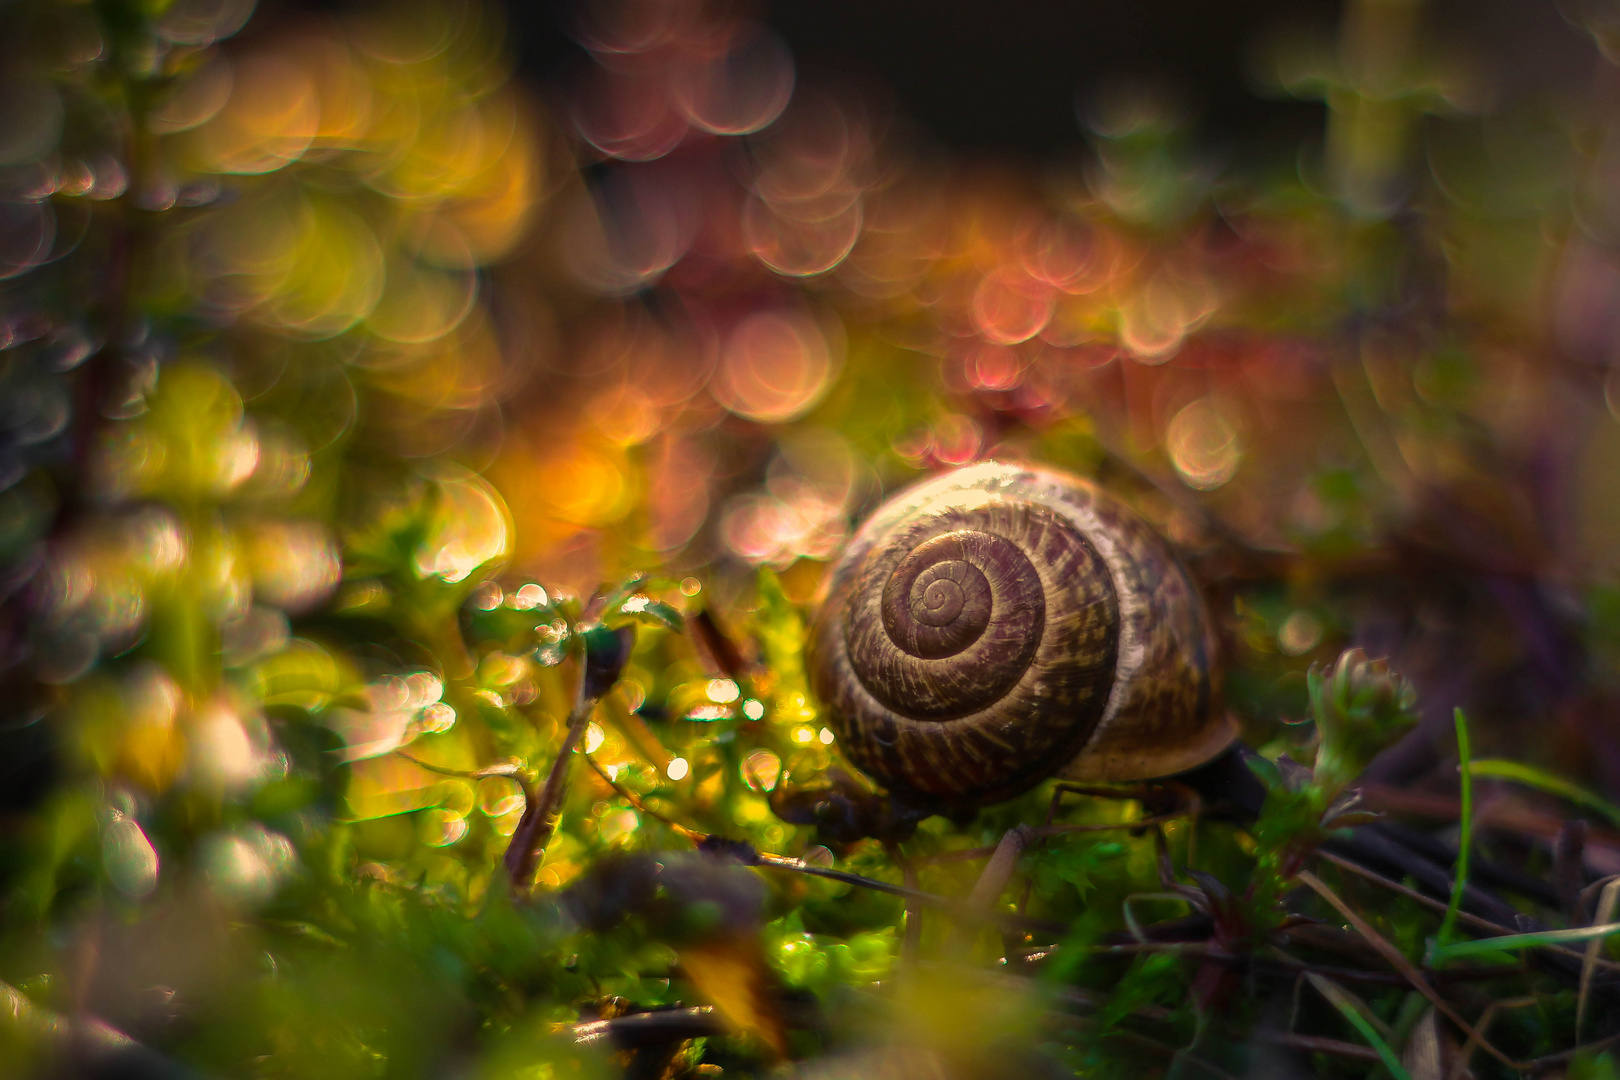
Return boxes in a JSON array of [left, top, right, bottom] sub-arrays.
[[504, 688, 600, 897]]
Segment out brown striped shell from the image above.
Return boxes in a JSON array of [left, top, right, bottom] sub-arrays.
[[806, 461, 1236, 807]]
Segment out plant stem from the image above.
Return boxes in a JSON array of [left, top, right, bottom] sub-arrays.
[[503, 681, 600, 897], [1438, 707, 1473, 951]]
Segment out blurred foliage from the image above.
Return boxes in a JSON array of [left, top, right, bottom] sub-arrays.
[[6, 0, 1620, 1076]]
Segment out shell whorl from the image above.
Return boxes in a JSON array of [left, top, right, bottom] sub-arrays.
[[807, 461, 1233, 806]]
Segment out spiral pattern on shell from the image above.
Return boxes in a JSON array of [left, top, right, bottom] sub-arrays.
[[807, 461, 1233, 806]]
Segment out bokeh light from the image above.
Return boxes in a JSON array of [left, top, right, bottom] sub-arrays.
[[711, 309, 839, 424], [10, 0, 1620, 1073]]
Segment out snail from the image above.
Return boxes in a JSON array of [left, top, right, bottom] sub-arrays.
[[794, 464, 1588, 984], [806, 460, 1239, 809]]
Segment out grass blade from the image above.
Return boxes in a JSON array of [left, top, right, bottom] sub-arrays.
[[1427, 921, 1620, 963], [1437, 708, 1472, 952], [1306, 973, 1413, 1080], [1468, 759, 1620, 828]]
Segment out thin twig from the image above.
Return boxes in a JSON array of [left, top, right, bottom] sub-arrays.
[[503, 676, 601, 896], [1261, 1030, 1381, 1063], [1314, 849, 1510, 936], [913, 814, 1188, 865], [1315, 849, 1620, 974], [1523, 1030, 1620, 1070], [392, 750, 528, 781], [1256, 947, 1513, 987], [583, 752, 702, 841], [750, 850, 1069, 936], [583, 752, 1065, 936], [1447, 997, 1535, 1080]]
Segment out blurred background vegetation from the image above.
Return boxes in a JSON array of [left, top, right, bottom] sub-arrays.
[[7, 0, 1620, 1076]]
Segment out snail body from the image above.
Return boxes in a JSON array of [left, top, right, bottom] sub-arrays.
[[807, 461, 1236, 807]]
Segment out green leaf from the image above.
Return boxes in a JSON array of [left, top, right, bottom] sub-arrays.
[[1022, 838, 1125, 902]]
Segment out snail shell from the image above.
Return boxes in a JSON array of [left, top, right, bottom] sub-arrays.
[[806, 461, 1236, 807]]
